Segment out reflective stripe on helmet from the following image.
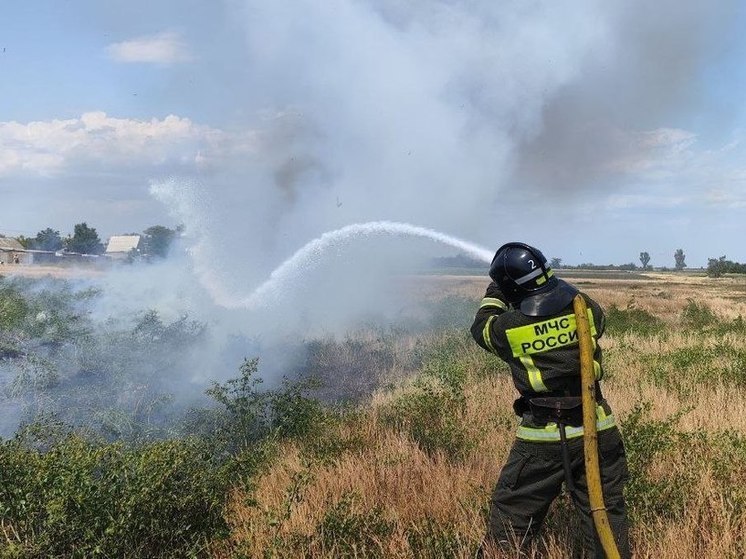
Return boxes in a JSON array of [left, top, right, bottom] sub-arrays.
[[480, 297, 508, 310], [534, 269, 554, 286], [514, 267, 554, 286], [516, 406, 616, 441]]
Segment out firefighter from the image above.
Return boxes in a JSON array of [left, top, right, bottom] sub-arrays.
[[471, 242, 630, 558]]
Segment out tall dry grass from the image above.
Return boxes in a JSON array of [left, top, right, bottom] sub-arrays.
[[216, 273, 746, 558]]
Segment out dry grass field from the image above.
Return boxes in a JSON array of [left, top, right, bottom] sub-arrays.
[[217, 271, 746, 558], [0, 263, 105, 279]]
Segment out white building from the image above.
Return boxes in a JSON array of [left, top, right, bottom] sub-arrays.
[[105, 235, 142, 260]]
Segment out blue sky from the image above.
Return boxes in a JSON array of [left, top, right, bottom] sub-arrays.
[[1, 1, 745, 268]]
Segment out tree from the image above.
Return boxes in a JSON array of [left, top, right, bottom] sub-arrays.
[[639, 251, 651, 270], [32, 228, 64, 251], [707, 255, 728, 278], [674, 249, 686, 271], [65, 223, 104, 254], [550, 257, 562, 269], [142, 225, 178, 259], [16, 235, 32, 249]]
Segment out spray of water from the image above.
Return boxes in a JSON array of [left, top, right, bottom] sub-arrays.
[[236, 221, 493, 310]]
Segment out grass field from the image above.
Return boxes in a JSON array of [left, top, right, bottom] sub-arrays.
[[1, 269, 745, 558], [216, 272, 746, 558]]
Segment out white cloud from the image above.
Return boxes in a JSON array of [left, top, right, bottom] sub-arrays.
[[598, 128, 746, 212], [106, 31, 192, 64], [605, 193, 688, 210], [0, 112, 252, 177], [705, 188, 746, 208]]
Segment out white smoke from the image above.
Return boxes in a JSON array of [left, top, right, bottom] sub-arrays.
[[149, 1, 614, 320], [145, 0, 739, 331]]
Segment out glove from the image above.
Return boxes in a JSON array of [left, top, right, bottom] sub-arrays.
[[484, 281, 507, 302]]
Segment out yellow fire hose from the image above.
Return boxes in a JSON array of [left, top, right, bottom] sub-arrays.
[[573, 294, 621, 559]]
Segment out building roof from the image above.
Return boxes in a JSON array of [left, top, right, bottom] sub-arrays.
[[105, 235, 141, 254], [0, 237, 24, 251]]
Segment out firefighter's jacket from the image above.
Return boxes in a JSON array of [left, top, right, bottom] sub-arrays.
[[471, 282, 616, 441]]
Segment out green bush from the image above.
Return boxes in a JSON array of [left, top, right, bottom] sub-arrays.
[[201, 358, 272, 451], [620, 403, 697, 524], [680, 299, 719, 329], [0, 283, 29, 331], [384, 381, 471, 460], [198, 358, 330, 454], [0, 434, 229, 558], [0, 355, 338, 558], [0, 278, 95, 345], [382, 333, 474, 460]]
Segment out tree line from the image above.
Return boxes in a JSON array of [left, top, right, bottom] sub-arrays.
[[548, 248, 688, 271], [705, 256, 746, 278], [552, 249, 746, 277], [16, 223, 182, 259]]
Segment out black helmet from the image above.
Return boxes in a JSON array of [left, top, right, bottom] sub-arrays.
[[489, 242, 578, 316]]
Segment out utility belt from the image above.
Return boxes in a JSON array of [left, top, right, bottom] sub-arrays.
[[513, 395, 616, 442], [528, 396, 584, 427], [512, 383, 603, 421]]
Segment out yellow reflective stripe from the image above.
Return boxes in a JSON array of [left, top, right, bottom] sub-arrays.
[[535, 269, 554, 286], [505, 309, 597, 357], [594, 360, 602, 380], [482, 315, 497, 353], [516, 408, 616, 441], [480, 297, 508, 311], [520, 355, 548, 392], [587, 306, 599, 339]]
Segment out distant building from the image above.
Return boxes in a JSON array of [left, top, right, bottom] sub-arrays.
[[105, 235, 142, 260], [0, 237, 31, 265]]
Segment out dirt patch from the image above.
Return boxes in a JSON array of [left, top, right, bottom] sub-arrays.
[[0, 264, 107, 279]]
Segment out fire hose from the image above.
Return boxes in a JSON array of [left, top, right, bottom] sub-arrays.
[[573, 294, 621, 559]]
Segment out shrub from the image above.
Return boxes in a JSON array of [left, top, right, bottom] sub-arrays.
[[680, 299, 718, 329], [199, 357, 330, 454], [381, 332, 474, 460], [202, 358, 271, 451], [0, 282, 30, 331], [620, 403, 696, 524], [0, 434, 229, 558], [384, 380, 471, 460]]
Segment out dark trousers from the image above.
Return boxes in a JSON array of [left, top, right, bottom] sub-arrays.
[[486, 427, 631, 558]]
